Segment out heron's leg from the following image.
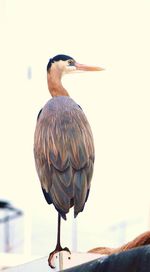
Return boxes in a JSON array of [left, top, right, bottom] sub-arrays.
[[48, 213, 71, 268]]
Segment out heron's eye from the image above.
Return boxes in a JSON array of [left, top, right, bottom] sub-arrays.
[[68, 59, 75, 66]]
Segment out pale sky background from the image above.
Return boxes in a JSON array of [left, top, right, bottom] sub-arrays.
[[0, 0, 150, 256]]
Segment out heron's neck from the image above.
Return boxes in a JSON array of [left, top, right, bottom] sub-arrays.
[[47, 69, 69, 97]]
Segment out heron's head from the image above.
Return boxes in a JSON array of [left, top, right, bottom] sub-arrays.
[[47, 54, 104, 76]]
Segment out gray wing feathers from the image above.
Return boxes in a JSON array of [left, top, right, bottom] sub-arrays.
[[74, 169, 88, 217], [34, 99, 94, 218]]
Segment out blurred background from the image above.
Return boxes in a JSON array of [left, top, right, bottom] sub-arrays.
[[0, 0, 150, 268]]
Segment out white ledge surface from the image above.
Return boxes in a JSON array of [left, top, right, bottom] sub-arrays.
[[2, 252, 102, 271]]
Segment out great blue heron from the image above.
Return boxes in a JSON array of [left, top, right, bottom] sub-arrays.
[[34, 54, 103, 268]]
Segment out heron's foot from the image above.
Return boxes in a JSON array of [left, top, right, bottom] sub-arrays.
[[48, 246, 71, 269]]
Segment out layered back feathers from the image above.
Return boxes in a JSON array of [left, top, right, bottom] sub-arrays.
[[34, 96, 94, 219]]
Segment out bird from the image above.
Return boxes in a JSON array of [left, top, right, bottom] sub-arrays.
[[34, 54, 103, 268]]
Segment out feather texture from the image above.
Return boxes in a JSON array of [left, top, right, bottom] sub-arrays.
[[34, 96, 94, 219]]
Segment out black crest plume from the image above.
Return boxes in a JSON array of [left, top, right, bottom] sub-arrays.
[[47, 54, 74, 71]]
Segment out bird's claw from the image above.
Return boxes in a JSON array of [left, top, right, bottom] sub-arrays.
[[48, 251, 56, 269], [48, 247, 71, 269], [62, 247, 71, 254]]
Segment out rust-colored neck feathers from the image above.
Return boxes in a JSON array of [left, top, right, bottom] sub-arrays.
[[47, 66, 69, 97]]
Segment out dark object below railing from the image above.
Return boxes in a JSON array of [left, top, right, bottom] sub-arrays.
[[62, 245, 150, 272]]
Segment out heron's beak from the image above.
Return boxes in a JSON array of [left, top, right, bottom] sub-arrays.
[[75, 62, 104, 72]]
